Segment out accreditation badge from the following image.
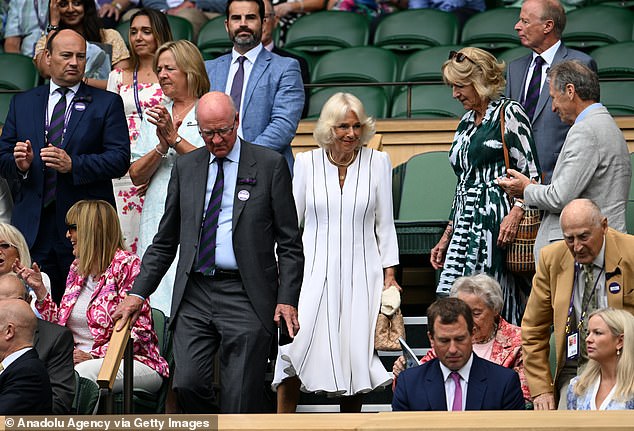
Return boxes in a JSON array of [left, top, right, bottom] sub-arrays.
[[567, 331, 579, 360]]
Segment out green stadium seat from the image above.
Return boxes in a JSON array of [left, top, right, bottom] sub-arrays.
[[600, 81, 634, 116], [374, 10, 459, 53], [197, 16, 232, 60], [562, 6, 634, 51], [460, 8, 521, 53], [311, 47, 397, 86], [0, 92, 16, 124], [0, 54, 39, 91], [628, 153, 634, 235], [306, 86, 389, 120], [395, 151, 456, 255], [391, 84, 464, 119], [399, 45, 464, 83], [284, 11, 369, 56], [72, 372, 100, 415], [591, 41, 634, 79]]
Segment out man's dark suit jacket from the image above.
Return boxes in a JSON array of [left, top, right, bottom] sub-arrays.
[[35, 319, 74, 414], [505, 43, 596, 183], [0, 348, 52, 415], [392, 354, 525, 411], [131, 140, 303, 335], [0, 83, 130, 247]]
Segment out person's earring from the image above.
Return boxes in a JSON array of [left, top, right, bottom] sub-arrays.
[[617, 347, 622, 357]]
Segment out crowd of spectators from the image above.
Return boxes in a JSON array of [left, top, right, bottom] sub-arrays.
[[0, 0, 633, 418]]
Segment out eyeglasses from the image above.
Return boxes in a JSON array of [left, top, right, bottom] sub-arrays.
[[449, 50, 477, 66], [0, 242, 16, 250], [66, 223, 77, 232], [198, 121, 236, 140]]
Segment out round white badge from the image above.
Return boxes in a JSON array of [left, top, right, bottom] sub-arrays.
[[238, 190, 250, 201], [74, 102, 86, 111]]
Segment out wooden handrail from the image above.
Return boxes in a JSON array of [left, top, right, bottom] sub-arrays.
[[96, 318, 131, 390]]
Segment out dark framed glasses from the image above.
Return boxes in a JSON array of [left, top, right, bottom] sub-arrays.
[[449, 50, 477, 66], [66, 223, 77, 232], [0, 242, 15, 250]]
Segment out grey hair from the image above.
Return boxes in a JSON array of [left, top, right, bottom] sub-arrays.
[[450, 273, 504, 315], [547, 60, 600, 102]]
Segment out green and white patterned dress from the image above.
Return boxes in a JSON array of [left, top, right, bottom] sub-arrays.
[[437, 98, 541, 325]]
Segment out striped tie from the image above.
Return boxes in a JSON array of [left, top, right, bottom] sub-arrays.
[[523, 55, 545, 120], [197, 158, 225, 275], [43, 87, 69, 207]]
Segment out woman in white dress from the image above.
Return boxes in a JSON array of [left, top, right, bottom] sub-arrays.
[[128, 40, 209, 315], [273, 92, 400, 413], [567, 308, 634, 410]]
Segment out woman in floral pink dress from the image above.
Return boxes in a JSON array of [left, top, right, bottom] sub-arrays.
[[107, 9, 172, 254], [29, 200, 169, 391]]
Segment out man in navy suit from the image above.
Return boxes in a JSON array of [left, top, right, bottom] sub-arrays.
[[0, 299, 52, 415], [0, 29, 130, 302], [505, 0, 596, 183], [205, 0, 304, 171], [392, 297, 524, 411]]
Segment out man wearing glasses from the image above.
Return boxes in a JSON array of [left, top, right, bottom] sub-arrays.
[[115, 91, 303, 414], [205, 0, 304, 172]]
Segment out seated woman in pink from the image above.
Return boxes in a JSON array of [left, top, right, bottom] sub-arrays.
[[23, 199, 169, 391]]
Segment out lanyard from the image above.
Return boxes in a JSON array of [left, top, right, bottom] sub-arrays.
[[33, 0, 47, 34], [133, 67, 143, 121], [45, 92, 74, 145], [565, 264, 604, 334]]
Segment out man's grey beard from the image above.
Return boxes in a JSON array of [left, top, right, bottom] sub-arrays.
[[233, 33, 260, 51]]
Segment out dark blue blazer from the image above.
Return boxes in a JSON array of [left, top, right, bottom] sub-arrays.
[[392, 354, 525, 411], [0, 83, 130, 247], [0, 348, 52, 415]]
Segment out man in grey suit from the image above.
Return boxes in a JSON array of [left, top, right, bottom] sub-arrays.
[[505, 0, 596, 183], [114, 92, 303, 414], [498, 61, 631, 261], [204, 0, 304, 171]]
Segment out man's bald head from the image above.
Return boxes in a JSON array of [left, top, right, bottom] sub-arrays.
[[0, 273, 29, 301], [0, 299, 36, 359], [560, 199, 607, 265], [196, 92, 240, 159]]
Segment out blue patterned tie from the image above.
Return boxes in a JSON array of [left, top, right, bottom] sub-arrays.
[[230, 56, 245, 113], [44, 87, 69, 207], [197, 158, 225, 275], [523, 56, 545, 120]]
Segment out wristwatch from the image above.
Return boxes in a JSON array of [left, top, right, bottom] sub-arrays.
[[514, 200, 527, 211], [46, 24, 60, 32], [170, 135, 182, 149]]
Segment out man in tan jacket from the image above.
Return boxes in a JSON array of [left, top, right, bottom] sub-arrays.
[[522, 199, 634, 410]]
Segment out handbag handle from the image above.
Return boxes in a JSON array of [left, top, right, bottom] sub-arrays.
[[499, 99, 511, 174]]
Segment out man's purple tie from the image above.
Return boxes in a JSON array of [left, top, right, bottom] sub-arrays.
[[451, 371, 462, 411], [230, 56, 246, 112], [197, 158, 225, 275], [523, 55, 545, 120], [44, 87, 69, 207]]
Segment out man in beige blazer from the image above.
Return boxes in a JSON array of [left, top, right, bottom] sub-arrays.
[[522, 199, 634, 410], [498, 60, 631, 261]]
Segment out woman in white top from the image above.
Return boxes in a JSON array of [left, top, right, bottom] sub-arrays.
[[567, 308, 634, 410]]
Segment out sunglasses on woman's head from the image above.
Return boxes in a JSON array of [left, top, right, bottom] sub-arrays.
[[449, 50, 477, 66]]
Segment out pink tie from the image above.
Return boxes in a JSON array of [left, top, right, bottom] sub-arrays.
[[451, 372, 462, 411]]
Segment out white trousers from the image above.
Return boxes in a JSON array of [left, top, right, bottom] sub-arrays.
[[75, 358, 163, 393]]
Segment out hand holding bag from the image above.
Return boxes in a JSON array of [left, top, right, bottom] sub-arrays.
[[500, 101, 541, 274], [375, 286, 405, 351]]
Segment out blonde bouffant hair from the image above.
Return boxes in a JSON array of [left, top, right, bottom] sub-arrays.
[[313, 92, 375, 149], [573, 308, 634, 402], [442, 47, 506, 101], [65, 200, 126, 277]]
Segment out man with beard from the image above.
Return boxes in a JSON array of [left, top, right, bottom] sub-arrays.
[[205, 0, 304, 171]]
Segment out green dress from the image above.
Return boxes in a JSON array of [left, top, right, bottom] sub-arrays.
[[437, 98, 541, 325]]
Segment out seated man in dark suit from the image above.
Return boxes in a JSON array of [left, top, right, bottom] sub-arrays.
[[392, 297, 525, 411], [0, 273, 74, 414], [0, 299, 52, 415]]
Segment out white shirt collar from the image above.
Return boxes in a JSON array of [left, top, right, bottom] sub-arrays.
[[231, 43, 263, 66], [439, 352, 474, 383], [49, 80, 81, 96], [0, 347, 33, 373], [536, 40, 561, 67]]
